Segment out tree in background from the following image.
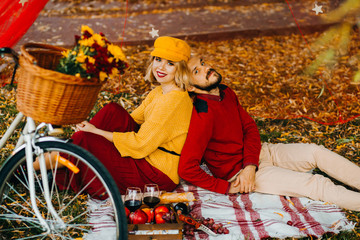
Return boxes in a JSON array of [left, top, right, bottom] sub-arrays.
[[305, 0, 360, 85]]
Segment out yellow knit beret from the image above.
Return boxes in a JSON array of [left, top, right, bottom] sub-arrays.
[[151, 36, 191, 62]]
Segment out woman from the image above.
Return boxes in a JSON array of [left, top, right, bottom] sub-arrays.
[[55, 36, 193, 196]]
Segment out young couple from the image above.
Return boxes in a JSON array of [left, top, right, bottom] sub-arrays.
[[46, 36, 360, 211]]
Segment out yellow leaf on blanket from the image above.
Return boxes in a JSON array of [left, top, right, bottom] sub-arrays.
[[274, 212, 284, 218], [287, 199, 295, 206]]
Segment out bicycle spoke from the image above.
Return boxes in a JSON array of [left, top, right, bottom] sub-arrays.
[[67, 208, 91, 224], [0, 214, 42, 234], [0, 225, 41, 232], [52, 232, 72, 240], [16, 233, 48, 240], [59, 155, 78, 204], [18, 165, 29, 186], [67, 223, 93, 228], [2, 187, 35, 216], [1, 197, 33, 216], [58, 176, 97, 216], [7, 171, 48, 209], [62, 224, 92, 234], [0, 214, 40, 224], [50, 157, 61, 210]]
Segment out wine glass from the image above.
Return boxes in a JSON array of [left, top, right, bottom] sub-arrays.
[[124, 187, 142, 212], [143, 184, 160, 223], [143, 184, 160, 208]]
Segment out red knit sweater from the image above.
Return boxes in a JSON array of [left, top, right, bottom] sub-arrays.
[[178, 85, 261, 194]]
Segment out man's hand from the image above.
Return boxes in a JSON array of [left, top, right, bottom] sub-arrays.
[[228, 165, 256, 194]]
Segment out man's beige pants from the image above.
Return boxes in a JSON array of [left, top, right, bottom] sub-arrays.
[[255, 143, 360, 211]]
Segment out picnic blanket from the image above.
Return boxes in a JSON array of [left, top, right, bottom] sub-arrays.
[[174, 165, 354, 239], [84, 166, 355, 240], [176, 180, 354, 240]]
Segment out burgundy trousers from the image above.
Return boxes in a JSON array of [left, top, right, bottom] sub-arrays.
[[57, 102, 177, 197]]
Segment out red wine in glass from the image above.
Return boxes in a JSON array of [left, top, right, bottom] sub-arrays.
[[124, 199, 142, 212], [143, 184, 160, 223], [143, 196, 160, 208], [124, 187, 142, 212]]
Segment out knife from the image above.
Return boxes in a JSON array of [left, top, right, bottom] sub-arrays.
[[178, 214, 217, 236]]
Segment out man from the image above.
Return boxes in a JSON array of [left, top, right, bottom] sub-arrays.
[[178, 56, 360, 211]]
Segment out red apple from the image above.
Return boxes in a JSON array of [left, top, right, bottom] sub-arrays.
[[154, 205, 169, 215], [125, 207, 130, 218], [155, 212, 167, 224], [129, 209, 148, 224], [142, 208, 154, 223]]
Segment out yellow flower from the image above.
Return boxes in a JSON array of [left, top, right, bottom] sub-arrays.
[[81, 25, 94, 35], [80, 63, 87, 70], [61, 50, 71, 57], [75, 73, 81, 78], [99, 71, 108, 81], [109, 68, 120, 79], [76, 55, 86, 63], [93, 34, 106, 47], [108, 44, 126, 61], [76, 49, 86, 63], [87, 56, 95, 64], [78, 38, 95, 47]]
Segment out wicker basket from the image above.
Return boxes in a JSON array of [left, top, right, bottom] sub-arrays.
[[17, 43, 103, 125]]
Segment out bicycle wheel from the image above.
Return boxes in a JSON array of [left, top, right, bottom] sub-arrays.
[[0, 140, 128, 240]]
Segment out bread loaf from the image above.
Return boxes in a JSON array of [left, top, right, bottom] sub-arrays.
[[159, 192, 195, 203]]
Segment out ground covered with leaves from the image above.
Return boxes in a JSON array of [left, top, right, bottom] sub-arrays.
[[100, 30, 360, 125], [1, 31, 360, 239]]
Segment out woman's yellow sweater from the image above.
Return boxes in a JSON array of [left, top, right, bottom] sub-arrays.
[[113, 86, 193, 184]]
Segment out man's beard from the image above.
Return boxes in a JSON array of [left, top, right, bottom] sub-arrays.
[[193, 69, 222, 92]]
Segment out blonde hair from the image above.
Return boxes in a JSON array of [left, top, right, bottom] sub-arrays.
[[144, 56, 191, 90]]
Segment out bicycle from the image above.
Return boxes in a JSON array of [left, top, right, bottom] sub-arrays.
[[0, 48, 128, 239]]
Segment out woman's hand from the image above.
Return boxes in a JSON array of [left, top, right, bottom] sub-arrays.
[[75, 121, 114, 142], [76, 121, 97, 133]]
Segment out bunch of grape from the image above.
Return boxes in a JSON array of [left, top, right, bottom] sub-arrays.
[[183, 217, 230, 236], [161, 211, 177, 223]]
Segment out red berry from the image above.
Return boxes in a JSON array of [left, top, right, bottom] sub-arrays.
[[208, 218, 215, 225], [212, 223, 219, 230], [287, 221, 293, 226]]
